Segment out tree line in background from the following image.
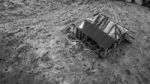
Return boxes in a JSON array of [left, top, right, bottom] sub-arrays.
[[115, 0, 150, 7], [61, 0, 150, 8], [0, 0, 149, 10]]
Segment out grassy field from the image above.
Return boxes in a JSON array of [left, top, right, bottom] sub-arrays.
[[0, 0, 150, 84]]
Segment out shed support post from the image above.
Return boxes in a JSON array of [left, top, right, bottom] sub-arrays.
[[104, 49, 108, 57]]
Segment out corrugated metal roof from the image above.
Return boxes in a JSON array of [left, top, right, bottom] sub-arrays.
[[80, 20, 116, 49], [77, 13, 128, 49]]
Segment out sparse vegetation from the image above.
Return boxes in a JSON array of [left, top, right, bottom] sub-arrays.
[[0, 0, 150, 84]]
